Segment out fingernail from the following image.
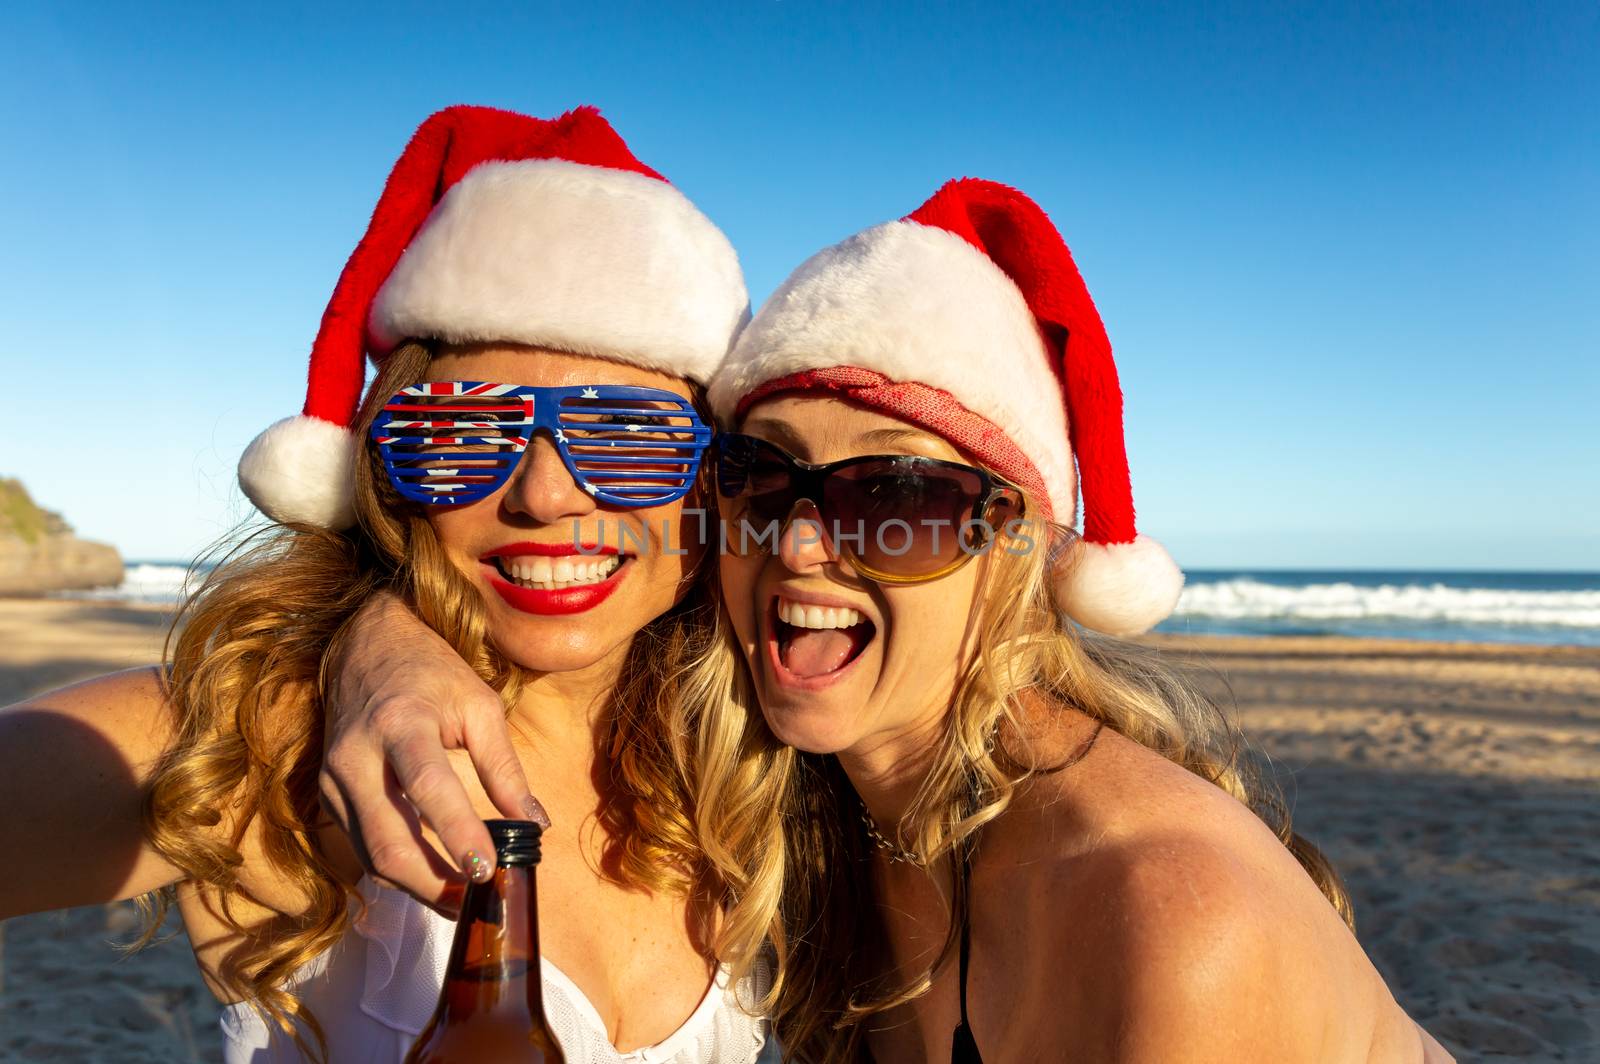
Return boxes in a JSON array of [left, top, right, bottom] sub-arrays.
[[462, 849, 494, 883], [522, 795, 552, 829]]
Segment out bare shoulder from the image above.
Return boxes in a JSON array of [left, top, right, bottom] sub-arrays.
[[979, 724, 1426, 1061], [993, 715, 1298, 887]]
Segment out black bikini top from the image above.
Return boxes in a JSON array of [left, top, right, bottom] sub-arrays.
[[951, 847, 982, 1064], [921, 721, 1106, 1063], [858, 847, 983, 1064]]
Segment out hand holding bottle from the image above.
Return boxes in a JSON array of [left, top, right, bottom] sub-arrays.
[[404, 819, 567, 1063]]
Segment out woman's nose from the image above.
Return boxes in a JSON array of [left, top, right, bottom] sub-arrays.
[[501, 434, 598, 523], [775, 498, 836, 573]]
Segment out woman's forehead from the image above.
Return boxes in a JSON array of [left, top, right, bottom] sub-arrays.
[[426, 343, 693, 397], [739, 395, 963, 463]]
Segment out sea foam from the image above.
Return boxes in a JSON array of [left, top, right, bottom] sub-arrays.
[[1176, 578, 1600, 629]]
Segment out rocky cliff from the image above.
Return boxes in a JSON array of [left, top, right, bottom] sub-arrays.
[[0, 478, 124, 595]]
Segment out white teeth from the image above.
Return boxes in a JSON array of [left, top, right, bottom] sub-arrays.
[[497, 554, 621, 590], [777, 598, 865, 630]]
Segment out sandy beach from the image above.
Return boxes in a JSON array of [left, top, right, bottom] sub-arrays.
[[0, 599, 1596, 1061], [0, 599, 216, 1063], [1144, 633, 1600, 1060]]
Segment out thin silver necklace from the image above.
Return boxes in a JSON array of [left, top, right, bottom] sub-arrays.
[[858, 801, 923, 865], [856, 720, 1107, 866]]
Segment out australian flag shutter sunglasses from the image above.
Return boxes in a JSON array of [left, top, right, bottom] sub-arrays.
[[370, 382, 712, 508]]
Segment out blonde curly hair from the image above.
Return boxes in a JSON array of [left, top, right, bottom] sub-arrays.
[[134, 341, 737, 1058]]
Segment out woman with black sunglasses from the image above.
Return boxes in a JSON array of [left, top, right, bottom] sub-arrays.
[[0, 105, 780, 1063], [701, 178, 1456, 1063]]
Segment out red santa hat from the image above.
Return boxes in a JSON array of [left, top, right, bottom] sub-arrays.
[[239, 104, 748, 530], [708, 178, 1182, 637]]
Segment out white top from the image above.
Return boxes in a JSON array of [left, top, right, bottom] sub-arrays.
[[220, 877, 776, 1063]]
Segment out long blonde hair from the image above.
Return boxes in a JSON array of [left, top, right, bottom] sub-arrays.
[[686, 508, 1353, 1063], [136, 342, 730, 1056]]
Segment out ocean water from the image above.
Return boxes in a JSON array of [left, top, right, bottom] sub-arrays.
[[64, 563, 1600, 648], [60, 560, 207, 605], [1158, 569, 1600, 647]]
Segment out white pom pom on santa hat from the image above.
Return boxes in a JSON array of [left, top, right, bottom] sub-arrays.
[[1056, 534, 1185, 638], [239, 414, 359, 530], [239, 104, 748, 529], [712, 178, 1182, 635]]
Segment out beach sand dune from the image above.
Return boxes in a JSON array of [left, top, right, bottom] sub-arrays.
[[1, 601, 1596, 1060]]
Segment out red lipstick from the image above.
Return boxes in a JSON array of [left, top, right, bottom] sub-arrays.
[[480, 542, 628, 616]]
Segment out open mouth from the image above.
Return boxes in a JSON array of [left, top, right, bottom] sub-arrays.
[[770, 595, 876, 683], [487, 552, 625, 590]]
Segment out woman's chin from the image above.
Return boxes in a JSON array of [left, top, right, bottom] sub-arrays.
[[758, 689, 869, 755], [500, 646, 605, 674], [479, 580, 664, 675], [484, 617, 617, 675]]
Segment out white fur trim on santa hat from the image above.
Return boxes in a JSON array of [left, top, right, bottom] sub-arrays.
[[710, 219, 1076, 518], [1055, 534, 1184, 637], [370, 159, 749, 382], [238, 414, 358, 530]]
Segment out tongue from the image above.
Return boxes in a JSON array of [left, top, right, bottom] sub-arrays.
[[781, 626, 857, 677]]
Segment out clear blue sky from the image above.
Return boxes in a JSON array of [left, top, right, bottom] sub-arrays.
[[3, 2, 1596, 568]]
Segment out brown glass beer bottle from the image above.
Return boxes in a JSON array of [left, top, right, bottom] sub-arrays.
[[403, 819, 567, 1063]]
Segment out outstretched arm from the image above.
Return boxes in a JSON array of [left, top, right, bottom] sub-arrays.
[[0, 668, 184, 919], [319, 591, 545, 908]]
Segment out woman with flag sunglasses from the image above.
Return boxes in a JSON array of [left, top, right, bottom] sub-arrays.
[[0, 104, 778, 1063]]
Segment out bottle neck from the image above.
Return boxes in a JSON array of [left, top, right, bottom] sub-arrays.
[[438, 862, 547, 1024]]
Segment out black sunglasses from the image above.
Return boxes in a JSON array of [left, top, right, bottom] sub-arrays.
[[714, 433, 1026, 584]]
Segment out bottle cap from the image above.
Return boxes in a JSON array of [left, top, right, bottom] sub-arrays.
[[485, 819, 543, 866]]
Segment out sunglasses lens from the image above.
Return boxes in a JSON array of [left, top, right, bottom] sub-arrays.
[[717, 436, 802, 552], [556, 393, 707, 506], [825, 459, 988, 578], [372, 384, 531, 504]]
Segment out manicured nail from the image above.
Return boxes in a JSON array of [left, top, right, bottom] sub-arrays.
[[462, 848, 494, 883], [522, 795, 552, 829]]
